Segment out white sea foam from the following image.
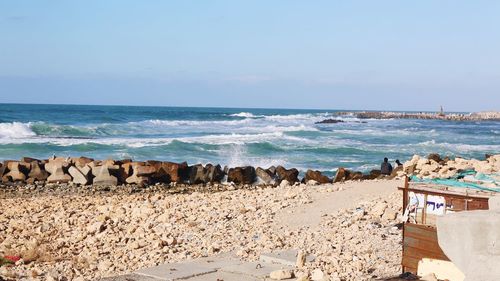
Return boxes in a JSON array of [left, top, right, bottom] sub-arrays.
[[136, 119, 253, 127], [0, 131, 312, 148], [0, 122, 37, 138], [229, 112, 263, 118]]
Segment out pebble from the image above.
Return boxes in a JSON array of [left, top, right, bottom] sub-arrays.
[[270, 269, 294, 280]]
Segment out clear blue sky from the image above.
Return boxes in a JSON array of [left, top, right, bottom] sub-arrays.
[[1, 1, 499, 111]]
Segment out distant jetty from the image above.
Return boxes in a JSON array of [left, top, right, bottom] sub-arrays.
[[334, 111, 500, 121]]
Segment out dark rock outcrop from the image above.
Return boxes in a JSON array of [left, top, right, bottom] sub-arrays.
[[28, 161, 49, 183], [304, 169, 330, 184], [228, 166, 256, 185], [256, 167, 276, 184], [362, 169, 381, 180], [188, 164, 206, 184], [205, 164, 224, 183], [333, 167, 350, 183], [276, 166, 299, 184], [315, 119, 344, 124], [161, 161, 189, 183], [427, 153, 442, 163]]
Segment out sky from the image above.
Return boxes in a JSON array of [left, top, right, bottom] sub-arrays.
[[0, 1, 499, 112]]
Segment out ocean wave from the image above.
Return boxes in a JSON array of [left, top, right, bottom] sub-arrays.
[[264, 113, 326, 122], [0, 119, 321, 144], [0, 130, 312, 148], [228, 112, 264, 118], [330, 128, 439, 137], [0, 122, 37, 138], [137, 119, 253, 127], [426, 142, 500, 153]]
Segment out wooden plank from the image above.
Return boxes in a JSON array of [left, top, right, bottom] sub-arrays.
[[465, 200, 489, 210], [403, 236, 444, 254], [445, 197, 489, 211], [401, 255, 420, 273], [398, 186, 491, 200], [404, 224, 438, 242], [403, 245, 448, 261], [402, 223, 449, 274]]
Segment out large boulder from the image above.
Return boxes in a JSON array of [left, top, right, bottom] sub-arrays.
[[205, 164, 224, 183], [188, 164, 206, 184], [136, 164, 157, 176], [125, 162, 151, 186], [304, 169, 330, 184], [227, 166, 256, 185], [42, 158, 71, 183], [276, 166, 299, 184], [388, 165, 404, 179], [161, 161, 189, 183], [427, 153, 442, 163], [21, 157, 40, 163], [93, 163, 119, 186], [350, 171, 364, 180], [27, 161, 49, 183], [45, 157, 70, 172], [115, 162, 132, 184], [2, 161, 29, 182], [333, 167, 349, 183], [47, 165, 72, 183], [71, 156, 94, 168], [363, 169, 381, 180], [256, 167, 276, 185], [68, 166, 90, 185]]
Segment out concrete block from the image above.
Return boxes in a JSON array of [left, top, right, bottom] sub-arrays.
[[187, 271, 262, 281], [135, 261, 216, 281], [260, 250, 315, 267], [219, 261, 291, 279], [437, 210, 500, 281], [489, 195, 500, 211]]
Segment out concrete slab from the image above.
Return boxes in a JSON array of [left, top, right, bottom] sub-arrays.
[[187, 271, 262, 281], [100, 273, 162, 281], [135, 261, 217, 281], [185, 253, 243, 270], [219, 261, 292, 279], [260, 250, 315, 267]]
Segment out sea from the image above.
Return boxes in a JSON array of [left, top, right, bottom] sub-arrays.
[[0, 104, 498, 176]]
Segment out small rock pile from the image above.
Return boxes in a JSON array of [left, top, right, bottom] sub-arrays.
[[399, 154, 500, 179]]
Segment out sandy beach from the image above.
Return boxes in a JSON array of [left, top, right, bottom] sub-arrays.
[[0, 179, 403, 281]]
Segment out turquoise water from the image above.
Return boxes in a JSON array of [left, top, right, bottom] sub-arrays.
[[0, 104, 498, 175]]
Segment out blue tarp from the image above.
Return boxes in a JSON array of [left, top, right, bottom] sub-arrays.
[[410, 170, 500, 193]]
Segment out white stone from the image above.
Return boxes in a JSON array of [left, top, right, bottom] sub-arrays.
[[270, 269, 294, 280], [310, 269, 324, 281]]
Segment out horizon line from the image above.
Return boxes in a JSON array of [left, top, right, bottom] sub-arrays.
[[0, 102, 477, 114]]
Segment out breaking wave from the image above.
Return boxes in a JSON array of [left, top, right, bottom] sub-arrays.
[[0, 122, 37, 138]]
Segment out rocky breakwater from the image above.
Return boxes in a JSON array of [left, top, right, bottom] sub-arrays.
[[397, 153, 500, 182], [334, 111, 500, 121], [0, 156, 388, 189]]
